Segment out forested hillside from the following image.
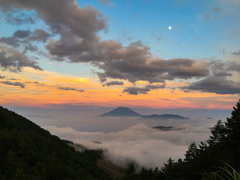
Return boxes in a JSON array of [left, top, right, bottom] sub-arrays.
[[0, 106, 112, 180]]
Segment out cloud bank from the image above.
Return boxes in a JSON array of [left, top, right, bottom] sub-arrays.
[[44, 123, 212, 169]]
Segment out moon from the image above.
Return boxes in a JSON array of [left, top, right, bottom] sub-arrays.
[[168, 26, 172, 30]]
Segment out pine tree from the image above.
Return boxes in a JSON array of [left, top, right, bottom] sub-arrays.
[[207, 120, 226, 146], [223, 99, 240, 170], [225, 99, 240, 138], [184, 142, 199, 161]]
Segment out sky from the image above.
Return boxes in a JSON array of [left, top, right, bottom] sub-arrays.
[[0, 0, 240, 112], [1, 0, 240, 169]]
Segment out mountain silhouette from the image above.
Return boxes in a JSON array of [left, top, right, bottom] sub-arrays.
[[100, 106, 142, 117], [141, 114, 189, 120], [152, 126, 173, 131]]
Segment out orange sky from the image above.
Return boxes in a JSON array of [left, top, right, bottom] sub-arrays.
[[0, 67, 238, 110]]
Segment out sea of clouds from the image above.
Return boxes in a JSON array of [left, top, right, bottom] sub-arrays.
[[44, 123, 213, 169]]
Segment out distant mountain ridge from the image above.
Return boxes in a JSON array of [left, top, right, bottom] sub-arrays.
[[141, 114, 189, 120], [100, 107, 188, 119], [100, 106, 142, 117]]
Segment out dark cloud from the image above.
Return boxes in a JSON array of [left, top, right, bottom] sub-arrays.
[[58, 86, 84, 92], [0, 48, 42, 72], [27, 81, 45, 86], [97, 52, 209, 83], [0, 37, 20, 47], [0, 29, 49, 54], [28, 29, 51, 42], [13, 29, 31, 38], [97, 73, 107, 83], [210, 60, 240, 76], [123, 84, 165, 95], [181, 76, 240, 94], [210, 60, 232, 77], [103, 81, 124, 86], [23, 44, 38, 53], [227, 61, 240, 72], [4, 11, 36, 25], [1, 80, 25, 88], [232, 50, 240, 56], [0, 75, 5, 79]]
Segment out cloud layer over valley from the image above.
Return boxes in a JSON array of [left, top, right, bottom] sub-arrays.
[[44, 123, 212, 169]]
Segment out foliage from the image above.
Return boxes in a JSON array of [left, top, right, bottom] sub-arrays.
[[203, 163, 240, 180]]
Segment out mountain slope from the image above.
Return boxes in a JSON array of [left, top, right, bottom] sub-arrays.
[[100, 106, 142, 117], [141, 114, 189, 120], [0, 106, 111, 180]]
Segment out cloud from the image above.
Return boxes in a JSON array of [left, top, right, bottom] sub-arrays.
[[210, 60, 232, 77], [43, 123, 212, 169], [203, 7, 220, 21], [0, 48, 42, 72], [97, 73, 107, 83], [0, 75, 5, 79], [123, 84, 165, 95], [232, 50, 240, 56], [0, 37, 20, 47], [0, 29, 50, 55], [28, 29, 51, 42], [13, 29, 31, 39], [1, 80, 25, 88], [4, 11, 36, 25], [103, 81, 124, 86], [209, 60, 240, 77], [181, 76, 240, 94], [23, 44, 38, 53], [97, 55, 209, 83], [58, 86, 84, 92], [98, 0, 116, 6]]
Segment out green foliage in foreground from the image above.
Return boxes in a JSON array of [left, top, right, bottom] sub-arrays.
[[122, 99, 240, 180], [203, 163, 240, 180], [0, 106, 112, 180]]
